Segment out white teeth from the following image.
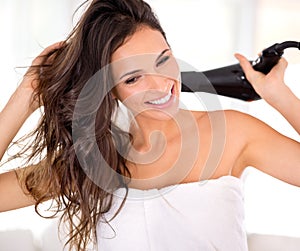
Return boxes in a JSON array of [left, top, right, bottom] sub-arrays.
[[148, 90, 172, 105]]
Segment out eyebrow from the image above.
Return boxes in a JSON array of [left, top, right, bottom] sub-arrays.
[[119, 48, 170, 80], [155, 48, 170, 63]]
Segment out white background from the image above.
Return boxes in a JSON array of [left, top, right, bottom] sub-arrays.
[[1, 0, 300, 247]]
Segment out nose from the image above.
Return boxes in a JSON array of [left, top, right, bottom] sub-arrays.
[[146, 75, 173, 93]]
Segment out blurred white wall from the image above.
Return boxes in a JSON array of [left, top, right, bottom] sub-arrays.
[[1, 0, 300, 249]]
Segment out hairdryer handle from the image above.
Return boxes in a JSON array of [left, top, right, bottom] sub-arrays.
[[252, 43, 283, 74]]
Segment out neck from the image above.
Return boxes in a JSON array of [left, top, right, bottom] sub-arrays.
[[123, 109, 202, 188], [124, 111, 182, 172], [130, 112, 180, 152]]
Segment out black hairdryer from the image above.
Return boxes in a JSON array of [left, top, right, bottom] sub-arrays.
[[181, 41, 300, 101]]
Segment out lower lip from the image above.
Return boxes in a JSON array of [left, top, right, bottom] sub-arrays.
[[145, 86, 176, 109]]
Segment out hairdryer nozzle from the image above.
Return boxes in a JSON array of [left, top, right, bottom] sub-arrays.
[[181, 64, 261, 101]]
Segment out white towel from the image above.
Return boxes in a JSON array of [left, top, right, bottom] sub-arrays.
[[97, 175, 248, 251]]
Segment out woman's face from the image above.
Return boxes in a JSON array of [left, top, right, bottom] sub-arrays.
[[111, 26, 181, 121]]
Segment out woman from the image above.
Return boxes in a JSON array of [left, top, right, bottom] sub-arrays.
[[1, 0, 300, 250]]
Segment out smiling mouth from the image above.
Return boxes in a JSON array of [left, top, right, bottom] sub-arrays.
[[146, 86, 174, 105]]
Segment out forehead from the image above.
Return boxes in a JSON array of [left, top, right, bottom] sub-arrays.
[[111, 26, 169, 63]]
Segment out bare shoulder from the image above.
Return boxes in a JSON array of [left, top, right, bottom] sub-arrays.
[[190, 109, 274, 177], [220, 110, 300, 185], [222, 109, 281, 139], [188, 109, 300, 183], [188, 108, 276, 144], [215, 109, 279, 148], [223, 109, 259, 124], [190, 109, 262, 131]]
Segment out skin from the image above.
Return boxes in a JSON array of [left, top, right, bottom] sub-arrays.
[[1, 27, 300, 210], [112, 27, 300, 189]]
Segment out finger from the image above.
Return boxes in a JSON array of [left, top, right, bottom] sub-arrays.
[[234, 53, 267, 87], [234, 53, 256, 77], [234, 53, 252, 71]]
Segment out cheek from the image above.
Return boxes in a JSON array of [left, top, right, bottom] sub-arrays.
[[122, 92, 146, 109], [115, 86, 146, 109]]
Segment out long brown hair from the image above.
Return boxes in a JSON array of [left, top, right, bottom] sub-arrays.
[[15, 0, 167, 250]]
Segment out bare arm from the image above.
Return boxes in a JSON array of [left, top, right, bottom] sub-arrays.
[[0, 42, 63, 211], [234, 53, 300, 186], [0, 87, 35, 160], [1, 42, 63, 160], [231, 111, 300, 186], [0, 87, 36, 211], [0, 170, 35, 212]]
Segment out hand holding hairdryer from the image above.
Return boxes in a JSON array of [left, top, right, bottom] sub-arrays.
[[181, 41, 300, 101]]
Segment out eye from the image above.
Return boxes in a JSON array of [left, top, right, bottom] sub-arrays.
[[156, 56, 170, 67], [124, 75, 141, 85]]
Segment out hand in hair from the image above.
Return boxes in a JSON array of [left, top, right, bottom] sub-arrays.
[[20, 41, 65, 112], [0, 42, 64, 161]]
